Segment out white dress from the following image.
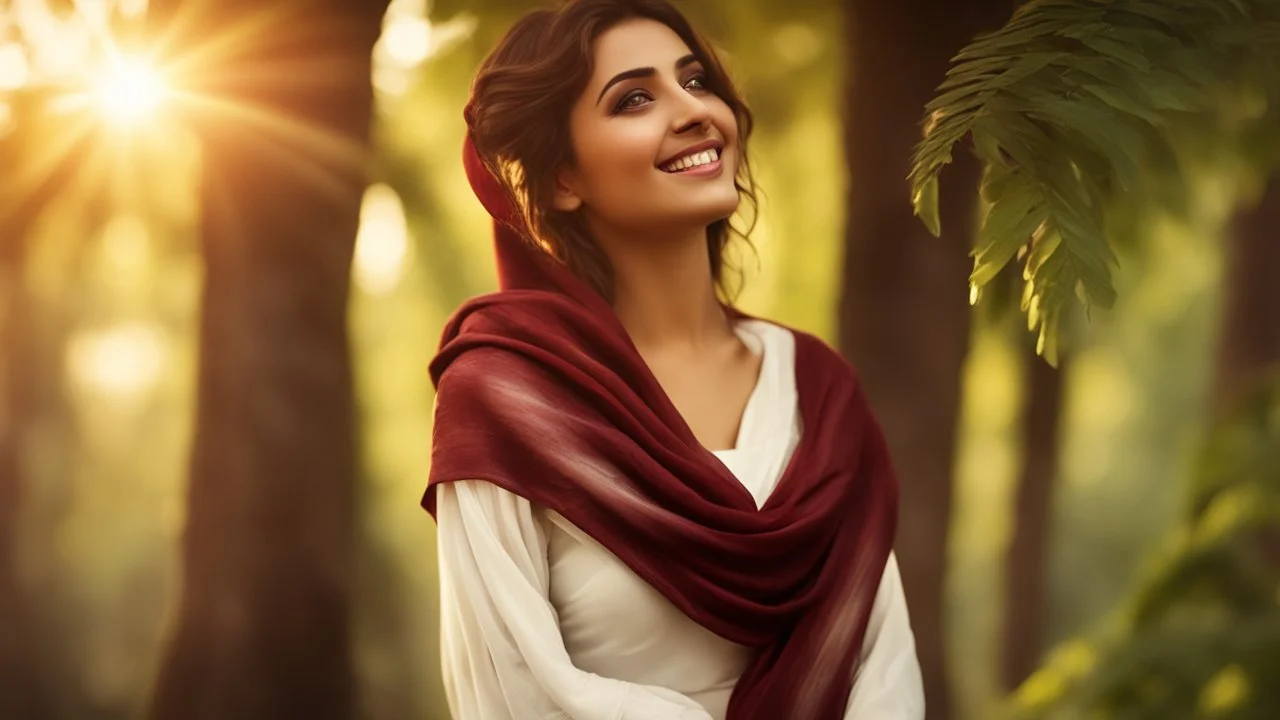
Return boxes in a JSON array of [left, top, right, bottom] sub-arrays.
[[434, 319, 925, 719]]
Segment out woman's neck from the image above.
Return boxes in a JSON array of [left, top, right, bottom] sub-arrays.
[[603, 227, 735, 355]]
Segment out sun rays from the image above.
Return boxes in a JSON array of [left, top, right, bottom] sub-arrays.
[[1, 0, 398, 220], [93, 54, 167, 124]]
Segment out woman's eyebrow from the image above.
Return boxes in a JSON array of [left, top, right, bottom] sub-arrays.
[[595, 54, 699, 106]]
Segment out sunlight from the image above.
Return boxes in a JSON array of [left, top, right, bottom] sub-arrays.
[[117, 0, 150, 20], [1199, 664, 1250, 715], [99, 215, 152, 291], [15, 1, 93, 80], [382, 15, 432, 67], [373, 0, 476, 97], [0, 43, 31, 91], [354, 183, 412, 296], [66, 322, 166, 402], [94, 56, 168, 125]]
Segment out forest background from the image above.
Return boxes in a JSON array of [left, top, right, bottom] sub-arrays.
[[1, 0, 1277, 719]]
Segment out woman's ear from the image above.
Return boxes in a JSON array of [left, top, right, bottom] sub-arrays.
[[552, 168, 583, 212]]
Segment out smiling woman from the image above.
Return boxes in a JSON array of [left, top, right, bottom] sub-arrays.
[[422, 2, 925, 719]]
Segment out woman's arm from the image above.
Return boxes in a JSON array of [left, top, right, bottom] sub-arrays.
[[844, 553, 926, 719], [436, 479, 714, 720]]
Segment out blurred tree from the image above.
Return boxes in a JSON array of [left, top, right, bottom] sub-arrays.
[[0, 90, 60, 720], [1213, 178, 1280, 415], [996, 109, 1280, 720], [144, 1, 389, 719], [1001, 344, 1066, 691], [838, 0, 1011, 716], [1209, 177, 1280, 575], [1009, 368, 1280, 720], [970, 251, 1073, 695]]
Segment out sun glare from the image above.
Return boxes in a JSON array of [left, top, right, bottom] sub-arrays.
[[66, 322, 167, 402], [95, 57, 167, 124], [354, 183, 413, 296], [0, 43, 31, 92]]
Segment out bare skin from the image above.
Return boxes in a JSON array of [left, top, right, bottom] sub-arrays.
[[642, 330, 762, 452]]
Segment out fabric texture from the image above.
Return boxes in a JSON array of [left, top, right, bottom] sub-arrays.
[[422, 126, 900, 719]]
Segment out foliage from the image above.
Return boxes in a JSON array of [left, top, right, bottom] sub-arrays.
[[909, 0, 1280, 363], [1008, 372, 1280, 720]]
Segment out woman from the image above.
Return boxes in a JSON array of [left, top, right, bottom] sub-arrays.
[[424, 0, 924, 717]]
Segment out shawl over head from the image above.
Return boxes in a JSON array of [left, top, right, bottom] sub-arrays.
[[423, 107, 899, 718]]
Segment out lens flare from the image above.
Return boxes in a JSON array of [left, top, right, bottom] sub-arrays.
[[95, 57, 167, 124]]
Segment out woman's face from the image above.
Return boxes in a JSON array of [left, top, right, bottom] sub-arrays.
[[556, 18, 740, 237]]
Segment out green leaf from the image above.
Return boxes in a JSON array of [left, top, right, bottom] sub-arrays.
[[972, 176, 1047, 288], [908, 0, 1280, 345], [979, 159, 1018, 202], [1079, 83, 1171, 128], [928, 79, 996, 115], [977, 111, 1050, 174], [1024, 223, 1064, 281], [912, 176, 941, 236], [1037, 104, 1146, 192], [1071, 34, 1153, 71]]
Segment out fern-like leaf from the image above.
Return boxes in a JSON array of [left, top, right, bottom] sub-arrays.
[[910, 0, 1280, 358]]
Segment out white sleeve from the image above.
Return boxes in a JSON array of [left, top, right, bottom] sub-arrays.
[[844, 552, 926, 718], [435, 479, 714, 720]]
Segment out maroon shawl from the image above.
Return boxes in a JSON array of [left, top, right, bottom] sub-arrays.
[[423, 122, 899, 719]]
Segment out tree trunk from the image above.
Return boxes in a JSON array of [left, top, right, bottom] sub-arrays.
[[1210, 176, 1280, 570], [147, 2, 388, 719], [999, 349, 1066, 691], [0, 91, 69, 720], [1212, 176, 1280, 412], [839, 2, 1009, 717], [0, 229, 48, 720]]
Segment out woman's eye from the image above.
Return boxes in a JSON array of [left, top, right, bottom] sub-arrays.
[[614, 90, 651, 112], [685, 74, 708, 92]]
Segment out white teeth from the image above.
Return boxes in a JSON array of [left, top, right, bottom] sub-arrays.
[[664, 148, 720, 172]]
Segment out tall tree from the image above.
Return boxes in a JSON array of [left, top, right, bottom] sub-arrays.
[[0, 91, 59, 720], [1001, 347, 1067, 690], [1212, 177, 1280, 413], [839, 1, 1009, 716], [146, 1, 389, 718], [1210, 176, 1280, 573]]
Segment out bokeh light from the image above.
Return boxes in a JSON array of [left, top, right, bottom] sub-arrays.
[[382, 15, 432, 67], [66, 322, 167, 402], [0, 43, 31, 91], [353, 183, 412, 296]]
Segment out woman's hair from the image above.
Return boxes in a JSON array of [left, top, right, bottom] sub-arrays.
[[466, 0, 758, 302]]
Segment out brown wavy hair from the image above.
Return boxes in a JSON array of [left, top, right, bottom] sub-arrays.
[[466, 0, 758, 302]]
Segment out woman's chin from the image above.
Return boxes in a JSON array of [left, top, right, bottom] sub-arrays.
[[608, 193, 741, 233], [702, 196, 743, 224], [673, 191, 742, 227]]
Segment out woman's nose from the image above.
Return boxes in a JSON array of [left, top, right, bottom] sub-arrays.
[[670, 93, 712, 135]]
